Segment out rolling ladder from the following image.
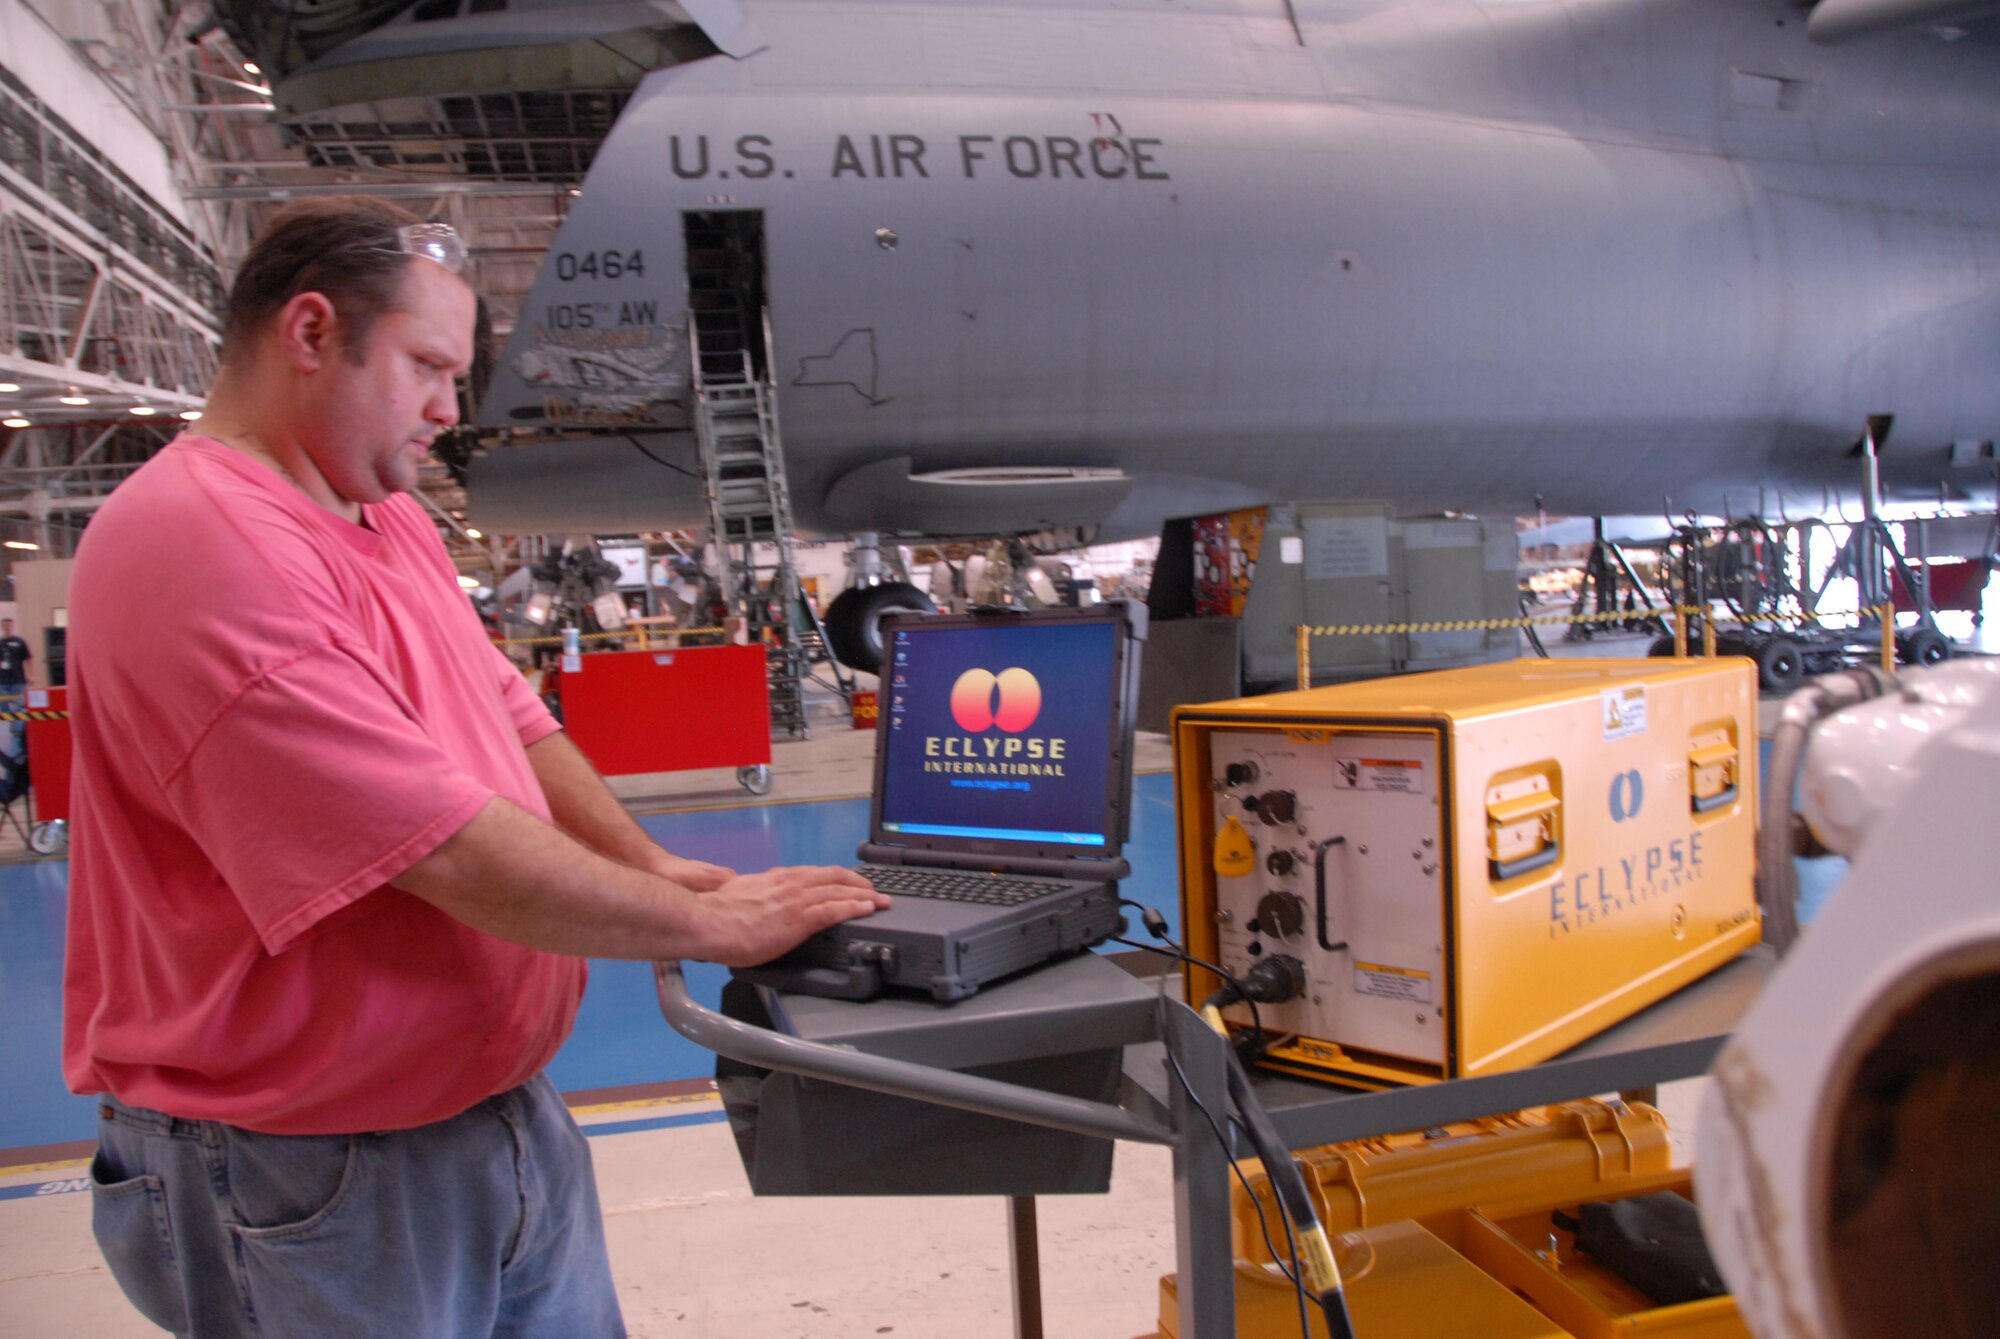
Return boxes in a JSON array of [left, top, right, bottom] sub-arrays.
[[689, 307, 813, 738]]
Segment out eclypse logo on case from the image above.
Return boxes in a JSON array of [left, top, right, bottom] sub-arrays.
[[949, 667, 1042, 733]]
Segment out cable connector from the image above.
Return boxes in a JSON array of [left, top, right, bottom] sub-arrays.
[[1241, 954, 1306, 1004], [1202, 955, 1304, 1010]]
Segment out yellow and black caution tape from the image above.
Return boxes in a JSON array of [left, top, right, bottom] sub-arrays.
[[492, 626, 728, 649], [0, 709, 67, 721], [1295, 601, 1901, 689], [1297, 607, 1658, 637], [1296, 600, 1893, 639]]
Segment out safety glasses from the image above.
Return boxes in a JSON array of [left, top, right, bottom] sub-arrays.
[[389, 222, 468, 274]]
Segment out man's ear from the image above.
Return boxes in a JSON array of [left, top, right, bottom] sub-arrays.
[[274, 292, 339, 373]]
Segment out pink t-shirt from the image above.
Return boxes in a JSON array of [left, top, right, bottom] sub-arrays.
[[62, 435, 583, 1134]]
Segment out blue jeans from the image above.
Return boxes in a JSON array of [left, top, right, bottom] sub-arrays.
[[89, 1073, 626, 1337]]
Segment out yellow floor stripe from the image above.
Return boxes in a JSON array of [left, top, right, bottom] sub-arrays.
[[571, 1091, 721, 1118], [627, 789, 869, 817], [1, 1155, 91, 1178], [0, 1092, 724, 1177]]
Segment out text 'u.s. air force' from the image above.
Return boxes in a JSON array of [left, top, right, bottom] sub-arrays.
[[660, 133, 1170, 183]]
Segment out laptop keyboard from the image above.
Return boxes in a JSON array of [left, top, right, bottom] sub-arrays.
[[859, 866, 1057, 906]]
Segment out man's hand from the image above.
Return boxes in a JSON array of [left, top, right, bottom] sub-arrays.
[[688, 865, 889, 967], [394, 798, 889, 963]]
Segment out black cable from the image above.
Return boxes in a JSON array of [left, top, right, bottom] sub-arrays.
[[1117, 896, 1172, 941], [1216, 1039, 1359, 1339], [1109, 927, 1265, 1047], [1163, 1039, 1314, 1339], [1160, 1044, 1301, 1283], [1110, 905, 1349, 1332], [624, 434, 701, 479]]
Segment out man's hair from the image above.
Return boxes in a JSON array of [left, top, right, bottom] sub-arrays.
[[220, 197, 430, 366]]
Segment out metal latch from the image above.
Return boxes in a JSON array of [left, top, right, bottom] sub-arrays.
[[1689, 727, 1739, 813], [1486, 772, 1560, 881]]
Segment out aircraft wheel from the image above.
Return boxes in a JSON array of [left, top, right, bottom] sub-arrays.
[[737, 764, 773, 796], [1896, 626, 1951, 668], [823, 581, 937, 674], [28, 819, 67, 855], [1753, 635, 1806, 695], [1646, 634, 1679, 657]]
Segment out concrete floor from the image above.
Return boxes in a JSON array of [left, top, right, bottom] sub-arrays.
[[1, 1095, 1186, 1339]]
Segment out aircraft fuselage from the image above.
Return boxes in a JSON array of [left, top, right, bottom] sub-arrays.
[[478, 0, 2000, 538]]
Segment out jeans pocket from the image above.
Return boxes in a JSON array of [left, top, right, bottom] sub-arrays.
[[90, 1154, 192, 1333], [223, 1129, 358, 1242], [229, 1136, 387, 1336]]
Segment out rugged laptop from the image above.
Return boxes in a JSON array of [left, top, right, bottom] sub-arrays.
[[734, 601, 1145, 1001]]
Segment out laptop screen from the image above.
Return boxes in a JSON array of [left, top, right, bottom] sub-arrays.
[[872, 609, 1134, 858]]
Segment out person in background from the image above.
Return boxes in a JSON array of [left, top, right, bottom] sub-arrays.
[[0, 616, 28, 769], [62, 197, 887, 1339], [0, 616, 30, 700]]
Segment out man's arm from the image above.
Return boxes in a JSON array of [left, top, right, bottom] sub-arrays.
[[525, 729, 730, 889], [392, 794, 886, 965]]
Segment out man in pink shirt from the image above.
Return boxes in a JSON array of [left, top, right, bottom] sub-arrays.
[[63, 197, 888, 1338]]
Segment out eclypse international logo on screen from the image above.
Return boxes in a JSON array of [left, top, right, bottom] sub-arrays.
[[925, 667, 1068, 775], [949, 667, 1041, 732]]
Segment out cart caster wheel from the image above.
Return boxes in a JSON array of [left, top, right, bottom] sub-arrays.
[[1753, 635, 1806, 695], [1896, 627, 1951, 668], [28, 819, 67, 855], [737, 765, 773, 796]]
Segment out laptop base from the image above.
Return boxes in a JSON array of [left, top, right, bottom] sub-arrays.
[[736, 887, 1125, 1002]]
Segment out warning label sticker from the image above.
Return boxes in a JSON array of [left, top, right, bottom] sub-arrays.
[[1332, 757, 1426, 795], [1602, 685, 1648, 740], [1354, 962, 1433, 1004]]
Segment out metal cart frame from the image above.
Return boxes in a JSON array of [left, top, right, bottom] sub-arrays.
[[657, 947, 1771, 1337]]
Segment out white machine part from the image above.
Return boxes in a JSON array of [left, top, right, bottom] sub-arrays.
[[1796, 657, 2000, 856], [1207, 729, 1446, 1066], [1695, 662, 2000, 1338]]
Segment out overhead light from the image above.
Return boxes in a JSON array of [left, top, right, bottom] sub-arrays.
[[4, 540, 40, 551], [59, 391, 89, 406], [130, 405, 158, 416], [456, 574, 481, 589], [465, 526, 484, 539], [179, 409, 203, 421], [2, 417, 29, 429], [0, 383, 18, 393], [243, 61, 262, 75]]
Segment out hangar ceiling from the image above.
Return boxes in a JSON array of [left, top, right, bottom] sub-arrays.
[[1, 0, 713, 564]]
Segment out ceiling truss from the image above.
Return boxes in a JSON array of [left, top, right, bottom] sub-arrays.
[[0, 0, 654, 577]]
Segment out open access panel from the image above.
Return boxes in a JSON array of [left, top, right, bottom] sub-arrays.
[[1172, 659, 1759, 1088]]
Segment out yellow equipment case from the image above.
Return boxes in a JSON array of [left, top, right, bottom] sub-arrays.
[[1142, 1100, 1750, 1339], [1172, 659, 1759, 1087]]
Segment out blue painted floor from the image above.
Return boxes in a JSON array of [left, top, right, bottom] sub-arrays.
[[0, 767, 1839, 1156]]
